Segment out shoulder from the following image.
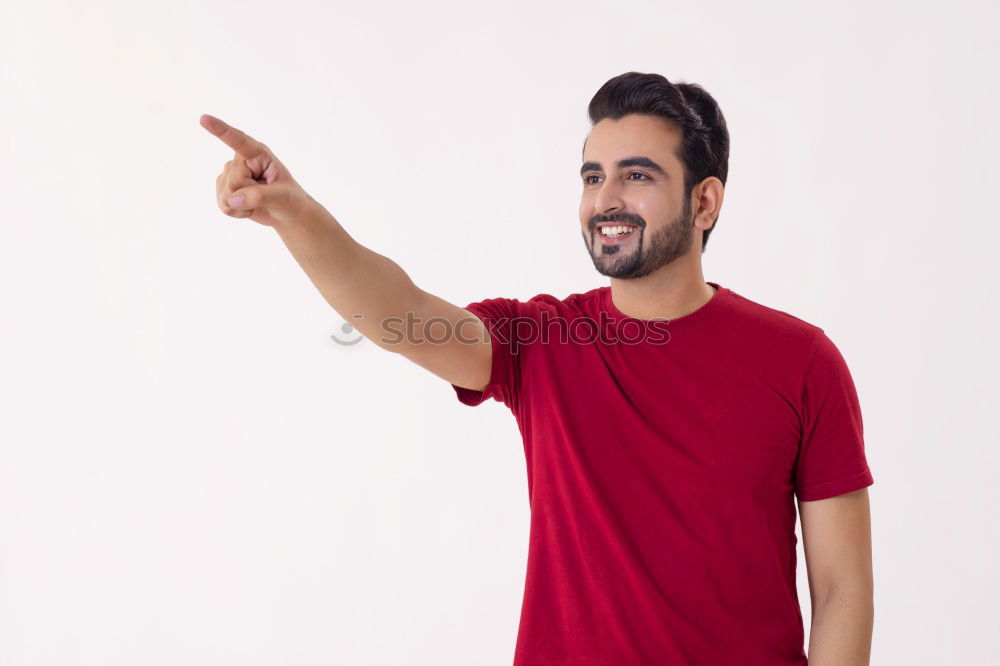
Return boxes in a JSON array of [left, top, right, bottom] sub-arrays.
[[715, 286, 830, 382], [530, 286, 606, 314], [461, 288, 595, 324], [478, 286, 607, 318], [724, 286, 824, 346]]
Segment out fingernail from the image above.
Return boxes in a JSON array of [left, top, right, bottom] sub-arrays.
[[228, 195, 245, 208]]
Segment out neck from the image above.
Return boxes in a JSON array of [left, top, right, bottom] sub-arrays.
[[608, 256, 716, 321]]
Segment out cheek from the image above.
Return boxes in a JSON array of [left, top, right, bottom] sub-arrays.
[[631, 196, 655, 214], [635, 197, 673, 224]]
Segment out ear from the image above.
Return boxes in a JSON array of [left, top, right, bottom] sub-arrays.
[[692, 177, 725, 232]]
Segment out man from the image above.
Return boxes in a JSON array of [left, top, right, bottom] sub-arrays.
[[201, 71, 874, 665]]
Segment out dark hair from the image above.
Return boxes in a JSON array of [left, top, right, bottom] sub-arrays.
[[586, 72, 730, 252]]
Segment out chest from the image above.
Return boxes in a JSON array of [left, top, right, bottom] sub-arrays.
[[520, 339, 804, 494]]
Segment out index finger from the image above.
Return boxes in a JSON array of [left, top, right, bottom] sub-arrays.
[[199, 114, 265, 159]]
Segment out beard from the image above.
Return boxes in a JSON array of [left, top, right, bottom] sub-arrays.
[[582, 194, 695, 280]]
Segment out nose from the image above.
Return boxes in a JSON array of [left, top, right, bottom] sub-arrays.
[[593, 178, 625, 217]]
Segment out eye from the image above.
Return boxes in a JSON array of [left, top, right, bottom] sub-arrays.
[[582, 172, 650, 185]]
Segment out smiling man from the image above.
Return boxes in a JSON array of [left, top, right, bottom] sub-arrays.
[[204, 71, 874, 666], [581, 146, 698, 282]]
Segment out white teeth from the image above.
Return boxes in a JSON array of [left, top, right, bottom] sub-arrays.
[[600, 225, 635, 237]]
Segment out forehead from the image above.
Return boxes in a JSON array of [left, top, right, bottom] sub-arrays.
[[582, 114, 683, 172]]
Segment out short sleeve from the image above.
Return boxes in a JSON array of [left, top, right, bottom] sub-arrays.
[[794, 329, 875, 501], [451, 297, 534, 410]]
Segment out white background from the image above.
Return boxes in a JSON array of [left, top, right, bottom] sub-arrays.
[[2, 0, 998, 663]]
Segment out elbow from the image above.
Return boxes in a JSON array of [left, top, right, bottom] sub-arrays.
[[813, 579, 874, 611]]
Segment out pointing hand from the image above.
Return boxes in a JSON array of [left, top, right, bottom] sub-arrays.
[[200, 114, 316, 228]]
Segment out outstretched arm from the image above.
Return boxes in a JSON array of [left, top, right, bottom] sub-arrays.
[[200, 114, 492, 392]]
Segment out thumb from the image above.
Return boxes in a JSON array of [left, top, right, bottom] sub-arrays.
[[227, 183, 291, 211]]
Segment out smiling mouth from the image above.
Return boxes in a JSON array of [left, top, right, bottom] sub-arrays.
[[596, 224, 639, 244]]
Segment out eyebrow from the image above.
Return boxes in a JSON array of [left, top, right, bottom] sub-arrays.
[[580, 156, 667, 178]]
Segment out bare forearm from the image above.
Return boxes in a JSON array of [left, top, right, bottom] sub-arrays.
[[806, 590, 873, 666], [271, 202, 421, 350]]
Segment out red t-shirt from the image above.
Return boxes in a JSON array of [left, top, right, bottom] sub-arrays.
[[451, 281, 874, 665]]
